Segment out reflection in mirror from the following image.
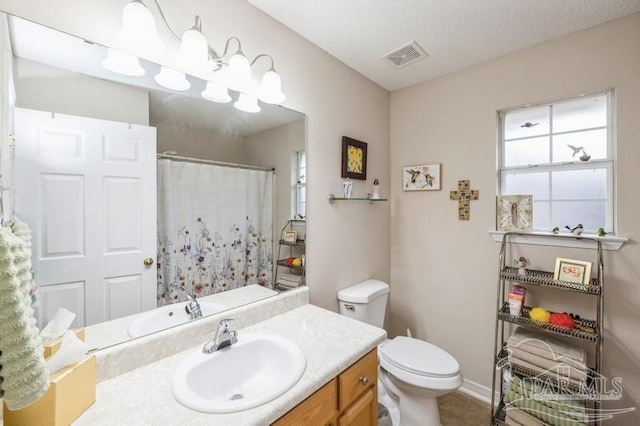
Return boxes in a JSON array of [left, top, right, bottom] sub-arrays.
[[6, 14, 306, 351]]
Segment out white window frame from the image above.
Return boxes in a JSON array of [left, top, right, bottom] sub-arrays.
[[494, 90, 627, 250], [292, 150, 305, 219]]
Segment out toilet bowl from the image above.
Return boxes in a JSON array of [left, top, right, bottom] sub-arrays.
[[338, 280, 463, 426], [378, 336, 463, 426]]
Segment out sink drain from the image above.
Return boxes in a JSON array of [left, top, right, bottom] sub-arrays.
[[230, 394, 243, 401]]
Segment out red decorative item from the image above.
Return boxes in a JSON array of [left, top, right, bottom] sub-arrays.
[[549, 312, 575, 329]]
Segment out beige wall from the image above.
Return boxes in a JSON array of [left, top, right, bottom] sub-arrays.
[[390, 13, 639, 422], [244, 119, 306, 238], [13, 58, 149, 125], [0, 0, 390, 312], [152, 119, 247, 163]]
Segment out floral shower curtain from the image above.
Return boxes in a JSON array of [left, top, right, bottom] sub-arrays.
[[157, 159, 273, 306]]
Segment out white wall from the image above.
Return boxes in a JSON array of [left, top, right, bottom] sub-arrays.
[[14, 58, 149, 125], [0, 0, 391, 313], [390, 13, 640, 423]]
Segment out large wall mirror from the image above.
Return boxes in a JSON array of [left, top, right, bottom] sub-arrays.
[[3, 14, 306, 351]]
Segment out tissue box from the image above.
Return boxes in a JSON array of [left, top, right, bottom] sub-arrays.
[[42, 328, 85, 358], [3, 355, 96, 426]]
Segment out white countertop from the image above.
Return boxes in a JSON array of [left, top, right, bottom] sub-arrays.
[[74, 304, 387, 425]]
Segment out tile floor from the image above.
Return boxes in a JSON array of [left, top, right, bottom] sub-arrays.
[[437, 391, 492, 425]]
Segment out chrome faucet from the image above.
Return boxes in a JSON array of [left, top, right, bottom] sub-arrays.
[[185, 294, 202, 320], [203, 319, 238, 354]]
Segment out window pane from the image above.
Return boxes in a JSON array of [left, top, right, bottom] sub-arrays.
[[551, 201, 606, 233], [504, 136, 549, 167], [552, 129, 607, 163], [551, 169, 607, 200], [504, 105, 550, 140], [503, 172, 549, 200], [533, 201, 551, 231], [553, 94, 607, 133]]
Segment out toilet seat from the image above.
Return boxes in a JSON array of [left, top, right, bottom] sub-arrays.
[[379, 336, 463, 390]]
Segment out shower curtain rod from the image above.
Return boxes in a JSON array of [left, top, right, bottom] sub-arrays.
[[157, 153, 275, 172]]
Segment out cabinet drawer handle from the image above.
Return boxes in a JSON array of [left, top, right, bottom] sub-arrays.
[[359, 376, 369, 385]]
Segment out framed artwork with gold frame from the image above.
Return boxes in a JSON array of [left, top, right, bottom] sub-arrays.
[[341, 136, 367, 180]]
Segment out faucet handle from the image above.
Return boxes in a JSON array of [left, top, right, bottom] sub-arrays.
[[218, 318, 235, 332]]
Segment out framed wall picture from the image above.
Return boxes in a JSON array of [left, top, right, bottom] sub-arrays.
[[553, 258, 592, 284], [497, 195, 533, 232], [283, 231, 298, 243], [403, 164, 441, 191], [341, 136, 367, 180]]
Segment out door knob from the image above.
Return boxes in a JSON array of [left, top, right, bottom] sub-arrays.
[[143, 257, 154, 266]]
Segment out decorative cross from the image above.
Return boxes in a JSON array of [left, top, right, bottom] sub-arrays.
[[450, 180, 479, 220]]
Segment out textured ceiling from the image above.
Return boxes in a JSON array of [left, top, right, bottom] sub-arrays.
[[247, 0, 640, 91]]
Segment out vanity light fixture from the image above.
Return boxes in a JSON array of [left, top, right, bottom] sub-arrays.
[[154, 66, 191, 91], [116, 0, 163, 55], [201, 79, 231, 103], [102, 48, 145, 76], [106, 0, 286, 113], [234, 92, 261, 113]]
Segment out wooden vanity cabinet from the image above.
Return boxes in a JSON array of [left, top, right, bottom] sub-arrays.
[[273, 348, 378, 426]]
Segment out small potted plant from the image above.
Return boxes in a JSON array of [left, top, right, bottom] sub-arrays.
[[513, 256, 530, 276]]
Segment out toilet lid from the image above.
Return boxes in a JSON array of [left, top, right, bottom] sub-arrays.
[[379, 336, 459, 378]]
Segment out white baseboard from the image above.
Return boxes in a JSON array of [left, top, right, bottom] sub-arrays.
[[458, 378, 498, 405]]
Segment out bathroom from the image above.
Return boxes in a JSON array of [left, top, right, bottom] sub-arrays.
[[0, 1, 639, 425]]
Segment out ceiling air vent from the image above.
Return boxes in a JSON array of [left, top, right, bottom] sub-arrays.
[[382, 41, 427, 68]]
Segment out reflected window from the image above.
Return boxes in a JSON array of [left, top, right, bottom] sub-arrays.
[[498, 91, 614, 233]]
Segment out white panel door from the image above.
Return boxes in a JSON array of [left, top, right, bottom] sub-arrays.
[[14, 108, 157, 326]]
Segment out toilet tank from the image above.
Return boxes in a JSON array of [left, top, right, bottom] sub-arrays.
[[337, 279, 389, 328]]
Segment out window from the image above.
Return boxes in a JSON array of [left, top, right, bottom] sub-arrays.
[[293, 151, 306, 218], [498, 91, 614, 234]]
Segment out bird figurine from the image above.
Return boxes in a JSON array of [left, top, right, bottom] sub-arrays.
[[520, 121, 539, 128], [596, 227, 608, 237], [565, 224, 584, 235], [552, 226, 560, 235]]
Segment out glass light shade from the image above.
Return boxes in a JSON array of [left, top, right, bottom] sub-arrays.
[[179, 27, 209, 74], [117, 0, 163, 55], [234, 93, 261, 113], [259, 70, 285, 104], [154, 66, 190, 91], [102, 48, 145, 76], [227, 53, 252, 93], [202, 80, 231, 103]]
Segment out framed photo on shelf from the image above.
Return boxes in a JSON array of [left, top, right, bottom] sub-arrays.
[[283, 231, 298, 243], [553, 258, 592, 284], [403, 164, 441, 191], [341, 136, 367, 180]]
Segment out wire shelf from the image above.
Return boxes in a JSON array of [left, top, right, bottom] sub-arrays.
[[501, 267, 600, 295], [278, 239, 306, 247], [498, 304, 599, 342], [495, 348, 598, 395]]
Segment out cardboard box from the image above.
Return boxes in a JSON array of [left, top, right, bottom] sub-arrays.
[[42, 329, 85, 358], [3, 355, 96, 426]]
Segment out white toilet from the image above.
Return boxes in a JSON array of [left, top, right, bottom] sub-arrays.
[[338, 279, 463, 426]]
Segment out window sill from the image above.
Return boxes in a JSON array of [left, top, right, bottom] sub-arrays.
[[488, 231, 628, 251]]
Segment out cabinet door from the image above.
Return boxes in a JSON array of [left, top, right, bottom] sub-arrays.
[[273, 379, 338, 426], [337, 388, 376, 426]]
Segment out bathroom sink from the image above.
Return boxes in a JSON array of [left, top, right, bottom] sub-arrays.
[[127, 301, 226, 338], [171, 333, 306, 413]]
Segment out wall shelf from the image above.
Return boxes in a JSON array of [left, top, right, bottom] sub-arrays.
[[327, 194, 388, 204]]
